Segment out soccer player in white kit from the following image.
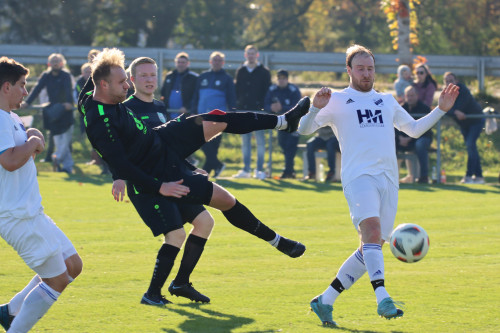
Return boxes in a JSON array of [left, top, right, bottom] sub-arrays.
[[0, 57, 83, 333], [298, 45, 459, 326]]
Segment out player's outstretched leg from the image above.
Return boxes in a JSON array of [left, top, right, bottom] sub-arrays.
[[209, 184, 306, 258], [310, 295, 336, 326], [200, 96, 310, 135], [280, 96, 311, 133]]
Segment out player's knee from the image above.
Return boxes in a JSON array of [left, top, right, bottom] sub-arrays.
[[192, 211, 215, 234], [359, 217, 382, 244], [65, 254, 83, 279], [43, 272, 70, 293], [164, 227, 187, 247]]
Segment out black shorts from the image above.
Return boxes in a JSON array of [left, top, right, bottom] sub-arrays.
[[154, 115, 214, 205], [127, 182, 206, 237]]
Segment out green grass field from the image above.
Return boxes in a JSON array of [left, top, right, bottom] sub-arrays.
[[1, 171, 499, 332]]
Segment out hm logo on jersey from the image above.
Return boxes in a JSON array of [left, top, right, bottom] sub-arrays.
[[357, 109, 384, 128]]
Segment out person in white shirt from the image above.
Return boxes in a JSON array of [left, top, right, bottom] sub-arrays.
[[298, 45, 459, 326], [0, 57, 82, 333]]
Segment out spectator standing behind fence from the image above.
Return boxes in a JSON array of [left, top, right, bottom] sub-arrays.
[[394, 65, 413, 104], [264, 70, 301, 179], [21, 53, 74, 174], [443, 72, 485, 184], [191, 51, 236, 178], [160, 52, 198, 120], [233, 45, 271, 180], [396, 86, 433, 184], [305, 126, 340, 182], [413, 64, 437, 107]]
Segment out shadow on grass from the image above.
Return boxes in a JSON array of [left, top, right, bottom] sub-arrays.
[[315, 325, 402, 333], [162, 303, 254, 333], [399, 182, 500, 194], [36, 163, 113, 186], [215, 178, 343, 193]]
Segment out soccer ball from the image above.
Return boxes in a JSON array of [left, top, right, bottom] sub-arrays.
[[389, 223, 430, 263]]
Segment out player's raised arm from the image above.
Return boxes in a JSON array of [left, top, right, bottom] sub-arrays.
[[312, 87, 332, 109], [298, 87, 331, 135]]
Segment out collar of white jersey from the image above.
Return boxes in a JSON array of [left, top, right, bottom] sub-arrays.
[[345, 86, 376, 96]]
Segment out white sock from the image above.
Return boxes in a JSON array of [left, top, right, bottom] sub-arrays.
[[268, 234, 281, 247], [9, 282, 60, 333], [274, 115, 287, 130], [320, 286, 340, 305], [8, 275, 42, 316], [321, 249, 367, 306], [362, 243, 390, 304], [337, 249, 367, 289], [374, 286, 390, 304]]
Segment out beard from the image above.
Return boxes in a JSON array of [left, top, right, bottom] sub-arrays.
[[352, 77, 374, 92], [111, 91, 128, 104]]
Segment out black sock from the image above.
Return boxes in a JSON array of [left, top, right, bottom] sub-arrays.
[[202, 112, 277, 134], [147, 243, 180, 296], [331, 278, 346, 293], [222, 200, 276, 241], [173, 234, 207, 285], [371, 279, 385, 291]]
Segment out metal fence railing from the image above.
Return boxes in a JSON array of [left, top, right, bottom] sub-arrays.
[[21, 106, 499, 183]]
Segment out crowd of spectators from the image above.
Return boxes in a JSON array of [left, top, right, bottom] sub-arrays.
[[17, 49, 492, 184]]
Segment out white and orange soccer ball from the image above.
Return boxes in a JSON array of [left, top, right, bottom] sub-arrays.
[[389, 223, 430, 263]]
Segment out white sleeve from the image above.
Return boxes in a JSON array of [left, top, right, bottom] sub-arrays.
[[0, 115, 15, 152], [298, 106, 322, 135], [395, 105, 446, 138]]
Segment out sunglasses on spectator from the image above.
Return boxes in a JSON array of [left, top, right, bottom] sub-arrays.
[[417, 71, 425, 75]]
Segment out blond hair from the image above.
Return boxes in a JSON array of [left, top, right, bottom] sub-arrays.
[[175, 52, 189, 61], [48, 53, 66, 67], [209, 51, 225, 60], [245, 45, 258, 52], [91, 48, 125, 85], [128, 57, 157, 77]]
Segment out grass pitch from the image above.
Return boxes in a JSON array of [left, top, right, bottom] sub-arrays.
[[1, 172, 499, 332]]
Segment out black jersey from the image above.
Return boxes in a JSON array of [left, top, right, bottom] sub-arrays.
[[123, 95, 168, 128], [78, 78, 167, 193]]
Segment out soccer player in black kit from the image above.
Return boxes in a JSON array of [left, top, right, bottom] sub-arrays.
[[78, 48, 309, 305], [115, 57, 214, 305]]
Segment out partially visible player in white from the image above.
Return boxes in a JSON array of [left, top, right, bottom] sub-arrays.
[[299, 45, 459, 326], [0, 57, 83, 333]]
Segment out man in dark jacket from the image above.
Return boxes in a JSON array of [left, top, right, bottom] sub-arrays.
[[233, 45, 271, 180], [444, 72, 485, 184], [21, 53, 74, 173], [160, 52, 198, 120], [396, 86, 433, 184], [191, 51, 236, 177]]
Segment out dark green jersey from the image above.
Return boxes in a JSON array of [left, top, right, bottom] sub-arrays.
[[123, 95, 168, 128], [78, 79, 166, 193]]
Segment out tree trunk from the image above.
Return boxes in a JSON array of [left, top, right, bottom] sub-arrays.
[[397, 0, 412, 66]]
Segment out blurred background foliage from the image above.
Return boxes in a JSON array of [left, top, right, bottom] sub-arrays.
[[1, 0, 498, 55]]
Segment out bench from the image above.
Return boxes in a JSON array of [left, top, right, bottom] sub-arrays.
[[397, 147, 438, 182], [297, 143, 341, 181]]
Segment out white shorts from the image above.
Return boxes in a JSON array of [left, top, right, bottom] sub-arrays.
[[0, 213, 77, 278], [343, 173, 398, 242]]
